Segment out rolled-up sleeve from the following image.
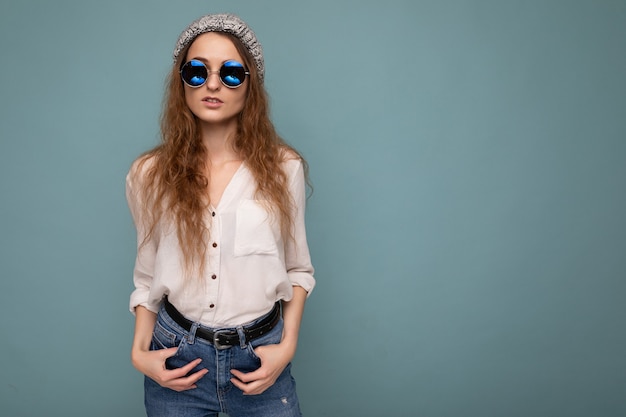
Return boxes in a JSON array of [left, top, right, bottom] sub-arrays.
[[284, 160, 316, 295], [126, 162, 159, 314]]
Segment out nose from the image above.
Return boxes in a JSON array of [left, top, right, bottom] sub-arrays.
[[205, 70, 221, 90]]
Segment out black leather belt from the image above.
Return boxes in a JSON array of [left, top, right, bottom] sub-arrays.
[[163, 297, 280, 350]]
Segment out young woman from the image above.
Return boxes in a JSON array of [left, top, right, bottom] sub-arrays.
[[126, 13, 315, 417]]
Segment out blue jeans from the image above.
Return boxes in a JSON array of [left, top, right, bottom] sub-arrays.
[[145, 303, 302, 417]]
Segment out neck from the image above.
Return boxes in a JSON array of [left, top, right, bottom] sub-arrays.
[[199, 119, 241, 164]]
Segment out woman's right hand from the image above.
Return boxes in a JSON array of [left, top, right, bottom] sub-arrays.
[[131, 346, 208, 392], [131, 305, 208, 392]]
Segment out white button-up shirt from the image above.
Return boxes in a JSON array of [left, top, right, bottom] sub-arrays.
[[126, 157, 315, 327]]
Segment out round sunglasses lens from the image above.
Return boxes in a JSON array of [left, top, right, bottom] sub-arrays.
[[181, 60, 207, 86], [220, 61, 246, 87]]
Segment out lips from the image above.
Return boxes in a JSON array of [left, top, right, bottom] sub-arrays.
[[201, 96, 223, 109]]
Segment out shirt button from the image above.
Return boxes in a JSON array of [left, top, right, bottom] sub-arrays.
[[211, 274, 217, 280], [212, 242, 218, 248], [209, 303, 215, 308], [211, 211, 216, 217]]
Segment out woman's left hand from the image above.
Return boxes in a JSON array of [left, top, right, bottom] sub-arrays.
[[230, 342, 296, 395]]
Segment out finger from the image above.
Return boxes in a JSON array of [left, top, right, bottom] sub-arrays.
[[158, 347, 179, 360], [229, 368, 246, 381], [164, 358, 204, 380], [230, 376, 260, 394], [173, 368, 209, 391], [187, 367, 209, 383], [229, 376, 247, 391], [230, 367, 267, 383], [162, 367, 209, 392], [230, 376, 270, 395], [230, 368, 273, 395]]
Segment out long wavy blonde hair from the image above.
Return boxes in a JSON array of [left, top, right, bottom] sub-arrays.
[[133, 32, 308, 277]]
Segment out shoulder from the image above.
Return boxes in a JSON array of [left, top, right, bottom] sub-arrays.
[[279, 146, 301, 161], [278, 148, 310, 194], [127, 152, 156, 180], [127, 153, 157, 186], [279, 146, 305, 174]]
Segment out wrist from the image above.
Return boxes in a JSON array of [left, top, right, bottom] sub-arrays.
[[130, 349, 144, 371], [131, 343, 150, 365], [278, 338, 298, 359]]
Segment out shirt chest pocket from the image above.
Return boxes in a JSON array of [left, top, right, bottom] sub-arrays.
[[234, 199, 280, 257]]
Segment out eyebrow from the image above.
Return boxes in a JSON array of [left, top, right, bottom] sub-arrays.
[[189, 57, 238, 67]]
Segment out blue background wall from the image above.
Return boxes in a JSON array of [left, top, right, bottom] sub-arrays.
[[1, 1, 625, 416]]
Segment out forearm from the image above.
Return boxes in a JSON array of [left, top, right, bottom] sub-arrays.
[[280, 286, 308, 353], [132, 306, 157, 362]]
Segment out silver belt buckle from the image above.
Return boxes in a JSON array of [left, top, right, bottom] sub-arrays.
[[213, 330, 232, 350]]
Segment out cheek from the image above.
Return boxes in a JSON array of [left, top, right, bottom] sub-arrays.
[[234, 96, 246, 113], [184, 88, 195, 109], [233, 87, 248, 111], [183, 88, 204, 119]]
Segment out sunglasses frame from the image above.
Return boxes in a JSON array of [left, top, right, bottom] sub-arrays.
[[180, 59, 250, 89]]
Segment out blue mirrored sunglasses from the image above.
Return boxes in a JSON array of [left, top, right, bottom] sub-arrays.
[[180, 59, 249, 88]]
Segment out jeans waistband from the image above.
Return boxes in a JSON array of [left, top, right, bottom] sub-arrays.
[[163, 297, 280, 350]]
